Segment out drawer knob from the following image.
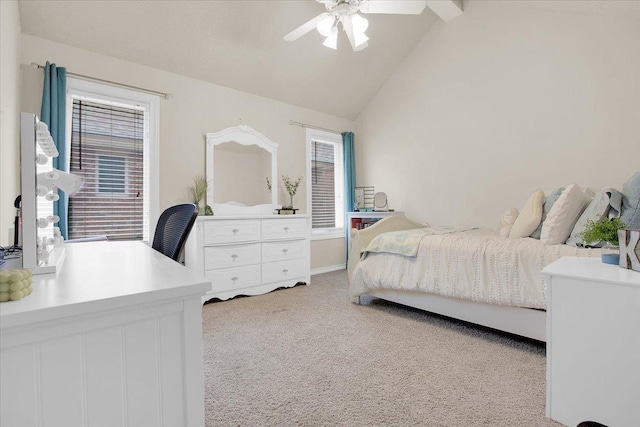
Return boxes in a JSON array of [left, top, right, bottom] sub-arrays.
[[231, 254, 238, 259], [284, 227, 290, 231], [231, 276, 239, 281], [232, 228, 239, 234], [282, 249, 288, 254], [282, 269, 288, 273]]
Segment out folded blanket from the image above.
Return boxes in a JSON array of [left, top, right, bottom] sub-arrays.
[[363, 226, 476, 258]]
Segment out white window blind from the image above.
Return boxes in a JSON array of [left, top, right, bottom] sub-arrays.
[[311, 141, 335, 228], [310, 139, 344, 230], [68, 99, 144, 241]]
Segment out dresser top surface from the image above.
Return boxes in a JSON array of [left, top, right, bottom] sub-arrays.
[[196, 214, 310, 220]]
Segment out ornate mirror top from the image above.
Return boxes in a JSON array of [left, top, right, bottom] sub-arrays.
[[205, 126, 278, 215]]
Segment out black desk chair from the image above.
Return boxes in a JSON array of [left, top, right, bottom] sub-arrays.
[[152, 203, 198, 262]]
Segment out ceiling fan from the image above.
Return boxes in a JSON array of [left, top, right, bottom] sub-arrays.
[[284, 0, 427, 51]]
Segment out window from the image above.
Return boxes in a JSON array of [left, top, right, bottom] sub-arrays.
[[97, 155, 126, 194], [65, 79, 158, 242], [306, 129, 344, 239]]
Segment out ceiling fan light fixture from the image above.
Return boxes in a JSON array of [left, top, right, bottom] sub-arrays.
[[316, 14, 335, 37], [323, 27, 339, 49], [351, 13, 369, 34], [285, 0, 425, 51]]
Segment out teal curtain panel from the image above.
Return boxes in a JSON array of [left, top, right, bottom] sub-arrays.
[[342, 131, 356, 214], [40, 61, 68, 239], [343, 131, 356, 255]]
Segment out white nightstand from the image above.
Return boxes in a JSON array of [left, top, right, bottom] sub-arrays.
[[543, 257, 640, 427]]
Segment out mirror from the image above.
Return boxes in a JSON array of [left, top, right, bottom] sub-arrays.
[[373, 192, 388, 211], [206, 125, 278, 215]]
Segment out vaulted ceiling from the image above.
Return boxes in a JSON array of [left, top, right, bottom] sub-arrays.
[[18, 0, 440, 120], [18, 1, 640, 120]]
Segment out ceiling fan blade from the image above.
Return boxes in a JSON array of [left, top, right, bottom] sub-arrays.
[[341, 17, 358, 51], [354, 41, 368, 51], [283, 13, 330, 41], [359, 0, 426, 15], [342, 18, 369, 52]]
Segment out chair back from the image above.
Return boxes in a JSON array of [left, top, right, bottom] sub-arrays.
[[152, 203, 198, 261]]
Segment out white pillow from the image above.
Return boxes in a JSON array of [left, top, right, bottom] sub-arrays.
[[540, 184, 592, 245], [500, 208, 519, 238], [510, 189, 544, 239]]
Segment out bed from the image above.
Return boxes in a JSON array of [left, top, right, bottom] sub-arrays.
[[347, 216, 600, 341]]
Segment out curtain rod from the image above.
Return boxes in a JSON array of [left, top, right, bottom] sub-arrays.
[[289, 120, 343, 135], [28, 62, 173, 100]]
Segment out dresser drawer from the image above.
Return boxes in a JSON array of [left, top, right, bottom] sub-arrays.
[[262, 258, 307, 284], [262, 240, 307, 263], [204, 243, 261, 270], [205, 264, 261, 292], [262, 218, 308, 241], [204, 219, 260, 244]]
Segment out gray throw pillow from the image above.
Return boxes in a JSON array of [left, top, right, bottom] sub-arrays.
[[530, 187, 564, 239], [567, 188, 623, 246], [620, 172, 640, 230]]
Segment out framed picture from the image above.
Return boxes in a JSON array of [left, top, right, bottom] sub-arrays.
[[355, 188, 365, 209], [354, 186, 374, 210]]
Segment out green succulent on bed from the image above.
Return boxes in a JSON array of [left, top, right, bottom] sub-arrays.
[[580, 217, 626, 246]]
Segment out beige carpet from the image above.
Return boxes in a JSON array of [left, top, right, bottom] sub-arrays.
[[202, 270, 561, 427]]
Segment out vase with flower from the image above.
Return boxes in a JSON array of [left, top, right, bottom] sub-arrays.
[[278, 175, 302, 215]]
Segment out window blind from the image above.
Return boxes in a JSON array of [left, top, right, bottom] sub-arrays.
[[311, 141, 336, 229], [68, 99, 144, 241]]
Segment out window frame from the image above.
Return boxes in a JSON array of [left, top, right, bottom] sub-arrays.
[[305, 128, 344, 241], [65, 78, 159, 242]]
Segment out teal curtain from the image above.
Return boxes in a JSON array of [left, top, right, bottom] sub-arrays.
[[343, 132, 356, 256], [342, 132, 356, 214], [40, 62, 68, 239]]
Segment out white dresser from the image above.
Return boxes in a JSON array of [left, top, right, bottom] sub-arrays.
[[185, 215, 311, 301], [543, 257, 640, 427]]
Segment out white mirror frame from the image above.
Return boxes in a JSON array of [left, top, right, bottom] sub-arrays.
[[205, 125, 278, 209], [374, 192, 388, 211]]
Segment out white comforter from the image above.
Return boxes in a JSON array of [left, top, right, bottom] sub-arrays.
[[350, 229, 600, 309]]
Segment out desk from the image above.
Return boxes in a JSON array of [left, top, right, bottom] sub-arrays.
[[543, 257, 640, 427], [0, 241, 211, 427]]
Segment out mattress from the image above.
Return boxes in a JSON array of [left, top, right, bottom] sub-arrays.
[[350, 229, 600, 309]]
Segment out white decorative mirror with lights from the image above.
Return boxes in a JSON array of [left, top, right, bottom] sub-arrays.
[[205, 125, 278, 216]]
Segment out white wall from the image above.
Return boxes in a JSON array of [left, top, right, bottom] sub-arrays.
[[0, 0, 22, 246], [19, 34, 352, 269], [356, 2, 640, 228]]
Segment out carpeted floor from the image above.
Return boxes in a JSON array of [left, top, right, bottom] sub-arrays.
[[202, 269, 561, 426]]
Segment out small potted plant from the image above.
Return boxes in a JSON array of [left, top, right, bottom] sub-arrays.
[[187, 174, 213, 215], [580, 217, 626, 264], [279, 175, 303, 214]]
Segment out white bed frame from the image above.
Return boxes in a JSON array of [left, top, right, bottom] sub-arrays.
[[348, 217, 547, 342]]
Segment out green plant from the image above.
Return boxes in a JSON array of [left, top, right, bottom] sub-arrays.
[[266, 177, 271, 192], [186, 174, 208, 207], [580, 217, 626, 246]]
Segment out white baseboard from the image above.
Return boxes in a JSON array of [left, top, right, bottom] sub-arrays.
[[311, 264, 346, 276]]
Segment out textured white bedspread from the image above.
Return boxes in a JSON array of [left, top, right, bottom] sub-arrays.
[[350, 229, 600, 309]]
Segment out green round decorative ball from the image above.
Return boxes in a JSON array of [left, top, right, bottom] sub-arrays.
[[0, 269, 33, 302]]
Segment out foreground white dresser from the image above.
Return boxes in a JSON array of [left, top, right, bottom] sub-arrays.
[[185, 215, 311, 302], [0, 241, 211, 427], [544, 257, 640, 427]]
